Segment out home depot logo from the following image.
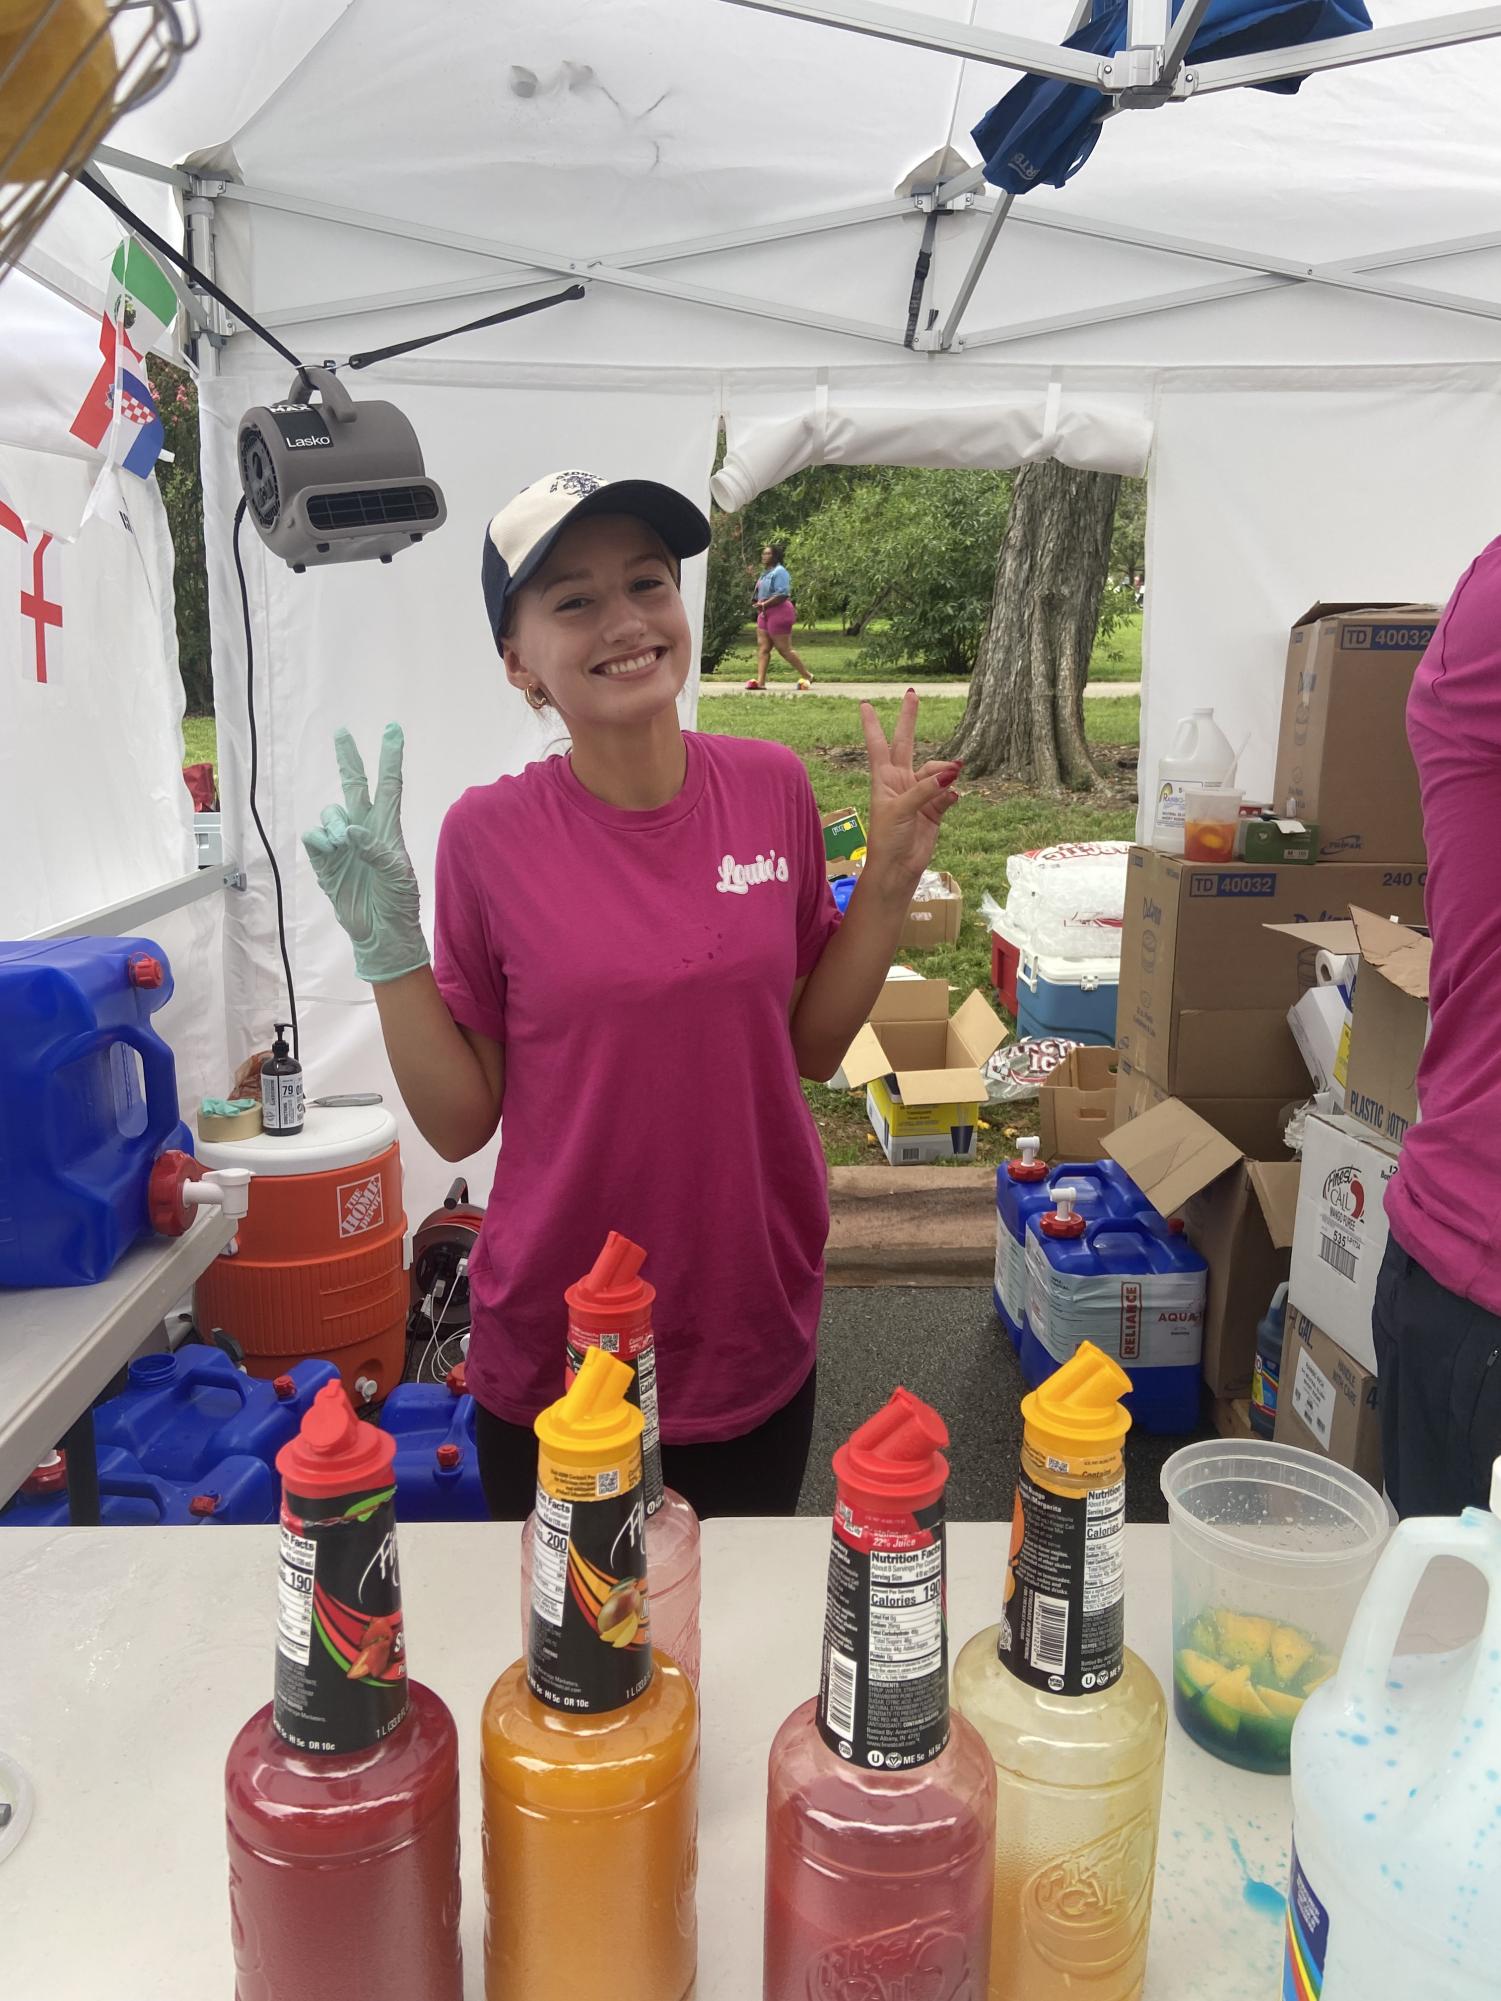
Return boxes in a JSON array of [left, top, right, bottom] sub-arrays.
[[1321, 1165, 1365, 1223], [337, 1172, 385, 1238]]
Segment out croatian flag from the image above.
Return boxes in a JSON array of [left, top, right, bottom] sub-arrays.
[[107, 367, 164, 478], [69, 315, 164, 479]]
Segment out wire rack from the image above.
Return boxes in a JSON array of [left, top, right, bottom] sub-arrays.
[[1, 0, 198, 283]]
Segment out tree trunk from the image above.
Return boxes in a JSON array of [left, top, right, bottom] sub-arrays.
[[945, 460, 1121, 789]]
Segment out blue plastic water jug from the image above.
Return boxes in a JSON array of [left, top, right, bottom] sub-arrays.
[[93, 1345, 339, 1481], [381, 1379, 486, 1521], [0, 1447, 276, 1526], [1020, 1197, 1207, 1433], [994, 1141, 1151, 1352], [0, 935, 193, 1287]]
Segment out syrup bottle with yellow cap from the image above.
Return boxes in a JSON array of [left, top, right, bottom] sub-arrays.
[[481, 1347, 698, 2001], [952, 1342, 1166, 2001]]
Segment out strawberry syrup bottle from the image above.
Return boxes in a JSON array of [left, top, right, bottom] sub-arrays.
[[224, 1382, 462, 2001], [521, 1232, 701, 1685], [763, 1390, 996, 2000]]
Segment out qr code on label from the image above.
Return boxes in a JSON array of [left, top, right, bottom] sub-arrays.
[[596, 1469, 620, 1497]]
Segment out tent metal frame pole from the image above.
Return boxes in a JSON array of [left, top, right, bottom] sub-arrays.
[[1159, 0, 1215, 82], [32, 863, 244, 943], [935, 193, 1014, 350], [963, 272, 1293, 348], [90, 142, 192, 190], [209, 179, 909, 348], [715, 0, 1105, 80], [1186, 6, 1501, 89]]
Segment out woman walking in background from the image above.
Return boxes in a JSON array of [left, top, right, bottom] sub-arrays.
[[746, 541, 814, 692]]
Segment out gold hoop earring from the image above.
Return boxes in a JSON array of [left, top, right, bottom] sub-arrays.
[[524, 683, 550, 712]]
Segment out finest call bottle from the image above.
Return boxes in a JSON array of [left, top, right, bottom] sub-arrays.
[[762, 1390, 996, 2001], [224, 1381, 462, 2001], [952, 1343, 1167, 2001], [482, 1348, 698, 2001], [520, 1232, 701, 1685]]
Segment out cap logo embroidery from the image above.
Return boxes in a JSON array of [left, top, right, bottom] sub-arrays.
[[549, 470, 602, 499]]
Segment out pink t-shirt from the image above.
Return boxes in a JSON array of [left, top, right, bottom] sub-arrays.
[[432, 730, 841, 1441], [1386, 536, 1501, 1314]]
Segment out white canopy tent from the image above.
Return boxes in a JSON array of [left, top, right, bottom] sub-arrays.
[[13, 0, 1501, 1211]]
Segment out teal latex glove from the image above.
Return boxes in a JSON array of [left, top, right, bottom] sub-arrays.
[[302, 723, 431, 984], [201, 1098, 256, 1117]]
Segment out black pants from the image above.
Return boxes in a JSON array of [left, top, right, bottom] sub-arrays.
[[1372, 1232, 1501, 1517], [474, 1363, 818, 1522]]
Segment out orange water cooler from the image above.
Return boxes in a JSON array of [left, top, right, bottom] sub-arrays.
[[194, 1104, 408, 1404]]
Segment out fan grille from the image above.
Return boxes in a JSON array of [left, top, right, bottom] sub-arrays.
[[307, 486, 442, 531]]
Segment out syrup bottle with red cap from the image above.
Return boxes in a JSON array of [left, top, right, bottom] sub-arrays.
[[762, 1390, 996, 2001], [224, 1381, 462, 2001], [520, 1232, 701, 1685]]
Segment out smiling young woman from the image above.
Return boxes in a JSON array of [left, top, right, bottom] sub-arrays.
[[303, 470, 961, 1521]]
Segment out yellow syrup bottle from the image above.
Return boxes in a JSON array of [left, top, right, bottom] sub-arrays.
[[481, 1347, 698, 2001], [951, 1343, 1166, 2001]]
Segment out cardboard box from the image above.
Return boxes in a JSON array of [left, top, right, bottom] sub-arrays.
[[1288, 1112, 1399, 1373], [1039, 1046, 1120, 1161], [1210, 1395, 1256, 1443], [1241, 816, 1317, 866], [1106, 1098, 1300, 1398], [897, 871, 963, 951], [1273, 603, 1437, 863], [1344, 910, 1430, 1146], [1116, 848, 1428, 1091], [1114, 1056, 1296, 1164], [842, 980, 1006, 1167], [1274, 1302, 1383, 1488], [822, 807, 867, 880], [1269, 908, 1430, 1146]]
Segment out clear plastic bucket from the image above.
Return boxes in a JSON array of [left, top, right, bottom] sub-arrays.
[[1159, 1441, 1388, 1772]]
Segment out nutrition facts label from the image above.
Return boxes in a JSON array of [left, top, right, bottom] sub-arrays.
[[276, 1527, 316, 1666], [531, 1492, 571, 1629], [818, 1500, 950, 1769]]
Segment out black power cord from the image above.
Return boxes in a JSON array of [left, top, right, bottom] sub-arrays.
[[231, 495, 299, 1060]]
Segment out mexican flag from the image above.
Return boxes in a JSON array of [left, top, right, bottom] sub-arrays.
[[68, 236, 179, 478]]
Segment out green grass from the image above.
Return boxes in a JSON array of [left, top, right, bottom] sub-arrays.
[[708, 610, 1143, 686], [181, 714, 218, 766]]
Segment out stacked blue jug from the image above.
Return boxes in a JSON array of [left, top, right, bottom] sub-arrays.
[[994, 1138, 1154, 1353], [381, 1368, 486, 1521], [1020, 1185, 1208, 1434]]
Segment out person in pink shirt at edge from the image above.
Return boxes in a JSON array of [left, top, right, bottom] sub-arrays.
[[1379, 539, 1501, 1517], [302, 470, 961, 1520]]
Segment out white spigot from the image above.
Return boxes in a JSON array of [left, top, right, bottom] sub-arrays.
[[185, 1166, 252, 1223], [354, 1376, 378, 1405], [1018, 1137, 1040, 1169], [1052, 1186, 1079, 1222]]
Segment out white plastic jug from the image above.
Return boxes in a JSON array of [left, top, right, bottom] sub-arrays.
[[1284, 1461, 1501, 1999], [1152, 709, 1234, 854]]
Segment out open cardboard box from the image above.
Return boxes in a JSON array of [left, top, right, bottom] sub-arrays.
[[897, 871, 964, 951], [1105, 1097, 1300, 1399], [821, 807, 867, 883], [1040, 1046, 1120, 1161], [1268, 907, 1431, 1146], [841, 978, 1007, 1165]]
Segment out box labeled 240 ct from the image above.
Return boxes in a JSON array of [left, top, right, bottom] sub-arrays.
[[841, 980, 1006, 1166], [1274, 602, 1437, 863], [1115, 846, 1428, 1094], [1288, 1112, 1400, 1375]]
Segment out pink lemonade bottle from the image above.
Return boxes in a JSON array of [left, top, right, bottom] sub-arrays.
[[224, 1382, 462, 2001], [763, 1390, 997, 2001], [521, 1233, 701, 1685]]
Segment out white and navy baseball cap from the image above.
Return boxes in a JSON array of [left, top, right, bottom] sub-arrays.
[[481, 469, 710, 652]]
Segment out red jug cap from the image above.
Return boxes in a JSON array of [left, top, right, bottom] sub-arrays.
[[276, 1381, 395, 1498], [435, 1443, 462, 1470]]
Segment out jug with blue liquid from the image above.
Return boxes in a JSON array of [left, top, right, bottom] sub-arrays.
[[1286, 1456, 1501, 1999]]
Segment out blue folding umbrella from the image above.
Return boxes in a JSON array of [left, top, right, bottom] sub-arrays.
[[973, 0, 1373, 197]]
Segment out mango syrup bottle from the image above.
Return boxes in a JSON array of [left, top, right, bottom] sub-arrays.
[[763, 1390, 997, 2001], [224, 1381, 463, 2001], [482, 1347, 698, 2001], [520, 1232, 701, 1684], [952, 1344, 1166, 2001]]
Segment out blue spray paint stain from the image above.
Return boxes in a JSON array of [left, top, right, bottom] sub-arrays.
[[1228, 1834, 1284, 1919]]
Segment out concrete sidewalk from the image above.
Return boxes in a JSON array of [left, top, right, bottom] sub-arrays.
[[698, 678, 1140, 700]]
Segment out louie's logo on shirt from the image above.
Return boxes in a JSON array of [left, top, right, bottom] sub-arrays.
[[716, 850, 790, 895]]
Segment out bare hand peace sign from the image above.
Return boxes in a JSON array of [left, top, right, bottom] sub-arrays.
[[859, 691, 962, 886]]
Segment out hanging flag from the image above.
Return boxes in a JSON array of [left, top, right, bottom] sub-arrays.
[[109, 367, 164, 479], [106, 236, 180, 360], [69, 311, 141, 451]]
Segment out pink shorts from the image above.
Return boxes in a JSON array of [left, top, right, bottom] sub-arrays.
[[757, 600, 796, 637]]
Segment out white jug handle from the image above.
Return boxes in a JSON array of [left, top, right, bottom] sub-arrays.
[[1334, 1515, 1498, 1713]]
